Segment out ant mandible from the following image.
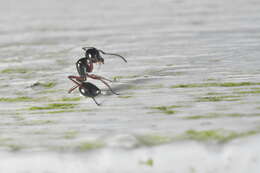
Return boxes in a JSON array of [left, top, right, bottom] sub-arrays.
[[68, 47, 127, 105]]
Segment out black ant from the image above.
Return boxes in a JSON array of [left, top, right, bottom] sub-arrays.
[[68, 47, 127, 105]]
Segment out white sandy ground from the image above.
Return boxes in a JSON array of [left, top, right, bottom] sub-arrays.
[[1, 135, 260, 173]]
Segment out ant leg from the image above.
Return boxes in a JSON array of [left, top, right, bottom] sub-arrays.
[[101, 76, 113, 82], [92, 97, 100, 106], [68, 76, 85, 93], [68, 75, 86, 82], [89, 74, 113, 82], [68, 85, 79, 93], [87, 74, 119, 95]]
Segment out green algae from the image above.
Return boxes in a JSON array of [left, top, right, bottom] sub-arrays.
[[185, 115, 218, 120], [183, 129, 259, 143], [206, 78, 216, 81], [206, 92, 223, 95], [137, 135, 173, 146], [185, 113, 260, 120], [138, 128, 260, 146], [47, 109, 90, 114], [37, 89, 62, 94], [197, 95, 241, 102], [0, 96, 81, 103], [29, 108, 91, 114], [7, 144, 23, 151], [28, 103, 76, 111], [140, 158, 154, 167], [64, 131, 78, 139], [151, 105, 182, 110], [163, 110, 176, 114], [0, 96, 56, 103], [60, 97, 81, 101], [0, 96, 34, 102], [19, 120, 56, 126], [0, 137, 12, 143], [0, 143, 24, 152], [150, 105, 181, 115], [0, 140, 25, 151], [77, 141, 105, 151], [0, 111, 21, 116], [235, 90, 260, 94], [183, 113, 254, 120], [46, 110, 75, 114], [171, 82, 260, 88], [31, 82, 56, 88], [113, 75, 140, 81], [1, 68, 29, 74]]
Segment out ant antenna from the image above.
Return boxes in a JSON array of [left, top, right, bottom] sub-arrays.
[[98, 49, 127, 63]]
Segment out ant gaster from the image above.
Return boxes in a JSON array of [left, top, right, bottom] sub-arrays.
[[68, 47, 127, 105]]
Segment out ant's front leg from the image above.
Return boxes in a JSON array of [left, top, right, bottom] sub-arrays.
[[87, 74, 119, 95]]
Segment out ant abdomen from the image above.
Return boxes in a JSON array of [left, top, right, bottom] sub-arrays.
[[79, 82, 101, 98]]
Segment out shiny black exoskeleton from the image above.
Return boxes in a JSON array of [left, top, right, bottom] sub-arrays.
[[79, 82, 101, 105], [68, 47, 127, 105]]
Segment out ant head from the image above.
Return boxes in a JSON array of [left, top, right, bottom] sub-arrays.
[[85, 48, 104, 64]]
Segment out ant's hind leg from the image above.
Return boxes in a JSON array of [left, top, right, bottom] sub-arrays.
[[87, 74, 119, 95], [101, 80, 119, 95], [68, 85, 78, 93], [68, 75, 84, 93]]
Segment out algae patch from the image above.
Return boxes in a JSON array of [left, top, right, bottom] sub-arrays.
[[184, 113, 260, 120], [196, 95, 241, 102], [150, 105, 181, 115], [37, 89, 62, 94], [60, 97, 81, 102], [7, 144, 24, 151], [46, 109, 90, 114], [77, 141, 105, 151], [140, 158, 154, 167], [1, 68, 29, 74], [64, 131, 78, 139], [183, 129, 259, 143], [28, 103, 76, 110], [235, 88, 260, 95], [0, 137, 24, 151], [31, 82, 56, 88], [19, 120, 56, 126], [0, 97, 34, 102], [137, 135, 173, 146], [113, 75, 140, 81]]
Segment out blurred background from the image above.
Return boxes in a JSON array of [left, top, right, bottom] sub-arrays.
[[0, 0, 260, 172]]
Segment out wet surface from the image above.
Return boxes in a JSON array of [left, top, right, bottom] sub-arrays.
[[0, 0, 260, 172]]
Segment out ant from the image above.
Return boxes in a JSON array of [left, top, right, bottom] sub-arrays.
[[68, 47, 127, 105]]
